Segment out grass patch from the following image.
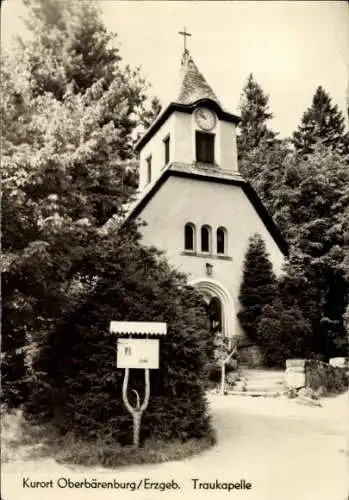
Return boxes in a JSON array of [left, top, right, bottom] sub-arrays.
[[53, 432, 216, 468], [1, 406, 50, 463], [1, 405, 216, 468]]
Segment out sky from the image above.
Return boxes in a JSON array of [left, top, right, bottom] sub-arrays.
[[2, 0, 349, 138]]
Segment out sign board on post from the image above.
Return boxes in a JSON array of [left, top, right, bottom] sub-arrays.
[[109, 321, 167, 448], [117, 338, 160, 369]]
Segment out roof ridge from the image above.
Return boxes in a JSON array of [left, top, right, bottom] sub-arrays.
[[121, 163, 288, 257]]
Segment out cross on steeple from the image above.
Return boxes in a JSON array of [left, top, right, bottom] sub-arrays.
[[179, 27, 192, 54]]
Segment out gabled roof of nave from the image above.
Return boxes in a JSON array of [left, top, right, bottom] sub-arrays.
[[176, 50, 222, 106], [120, 162, 289, 257]]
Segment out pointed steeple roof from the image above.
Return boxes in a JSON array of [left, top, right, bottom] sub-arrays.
[[176, 50, 221, 106], [135, 49, 240, 153]]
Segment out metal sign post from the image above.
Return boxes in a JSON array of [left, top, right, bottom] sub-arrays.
[[110, 321, 167, 448]]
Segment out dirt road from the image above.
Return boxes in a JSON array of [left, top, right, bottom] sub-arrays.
[[1, 393, 348, 500]]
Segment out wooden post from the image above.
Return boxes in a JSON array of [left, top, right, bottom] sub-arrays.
[[221, 362, 226, 395], [220, 347, 237, 396], [122, 368, 150, 448]]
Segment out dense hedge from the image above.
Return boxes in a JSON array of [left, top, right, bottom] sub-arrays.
[[24, 234, 214, 445]]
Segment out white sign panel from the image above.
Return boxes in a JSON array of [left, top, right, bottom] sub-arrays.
[[117, 339, 160, 369]]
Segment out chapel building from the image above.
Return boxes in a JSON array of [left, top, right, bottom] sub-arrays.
[[127, 48, 288, 344]]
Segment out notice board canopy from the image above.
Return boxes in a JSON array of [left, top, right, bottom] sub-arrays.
[[110, 321, 167, 336]]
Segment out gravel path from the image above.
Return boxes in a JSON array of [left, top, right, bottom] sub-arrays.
[[1, 393, 348, 500]]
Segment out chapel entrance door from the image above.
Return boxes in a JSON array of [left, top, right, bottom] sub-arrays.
[[207, 296, 222, 335]]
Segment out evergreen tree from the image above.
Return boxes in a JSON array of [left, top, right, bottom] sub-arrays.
[[292, 86, 345, 156], [274, 145, 349, 359], [22, 0, 120, 98], [237, 234, 277, 344], [236, 73, 289, 215], [240, 140, 291, 216], [274, 145, 348, 256], [341, 180, 349, 337], [237, 74, 277, 161], [20, 0, 160, 156], [25, 230, 213, 444]]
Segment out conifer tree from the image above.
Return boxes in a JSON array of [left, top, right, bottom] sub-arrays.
[[21, 0, 160, 155], [237, 236, 313, 367], [292, 86, 345, 156], [236, 73, 289, 215], [237, 74, 277, 160], [240, 141, 291, 216], [274, 145, 349, 359], [238, 234, 277, 344], [341, 181, 349, 336]]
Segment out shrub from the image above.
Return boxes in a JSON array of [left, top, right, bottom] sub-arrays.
[[257, 300, 312, 367], [305, 360, 348, 395], [24, 235, 214, 446]]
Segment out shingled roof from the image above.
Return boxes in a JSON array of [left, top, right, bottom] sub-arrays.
[[135, 50, 239, 152], [177, 50, 221, 106]]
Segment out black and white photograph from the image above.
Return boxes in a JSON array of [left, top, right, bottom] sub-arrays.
[[1, 1, 348, 499]]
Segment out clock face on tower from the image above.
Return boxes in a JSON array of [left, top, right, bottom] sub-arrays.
[[194, 107, 217, 131]]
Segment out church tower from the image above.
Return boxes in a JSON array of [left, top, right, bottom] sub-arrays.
[[136, 49, 241, 191], [127, 42, 287, 343]]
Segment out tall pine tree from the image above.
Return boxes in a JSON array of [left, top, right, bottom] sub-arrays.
[[292, 86, 345, 156], [237, 73, 276, 159], [237, 73, 289, 216]]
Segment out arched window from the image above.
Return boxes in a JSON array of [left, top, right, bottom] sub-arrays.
[[201, 225, 211, 253], [184, 223, 195, 251], [217, 227, 227, 255]]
